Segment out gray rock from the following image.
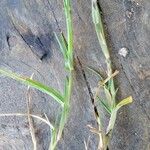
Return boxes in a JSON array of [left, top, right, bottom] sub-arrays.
[[0, 0, 149, 150]]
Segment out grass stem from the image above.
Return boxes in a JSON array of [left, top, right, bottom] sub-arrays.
[[91, 0, 133, 149], [49, 0, 74, 149]]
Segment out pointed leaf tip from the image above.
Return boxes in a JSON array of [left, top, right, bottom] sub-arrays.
[[116, 96, 133, 110], [0, 69, 64, 106]]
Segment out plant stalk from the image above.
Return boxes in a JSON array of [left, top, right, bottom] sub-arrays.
[[49, 0, 74, 149], [92, 0, 116, 149]]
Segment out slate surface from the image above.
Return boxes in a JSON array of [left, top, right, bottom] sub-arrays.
[[0, 0, 149, 150]]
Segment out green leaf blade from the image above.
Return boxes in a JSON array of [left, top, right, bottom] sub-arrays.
[[92, 0, 110, 60], [104, 86, 113, 108], [106, 109, 117, 135], [106, 96, 133, 134], [86, 66, 103, 79], [98, 97, 111, 114], [116, 96, 133, 110], [0, 69, 64, 106], [54, 32, 68, 60]]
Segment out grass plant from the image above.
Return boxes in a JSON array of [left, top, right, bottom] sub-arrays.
[[0, 0, 133, 149], [90, 0, 133, 149], [0, 0, 73, 150]]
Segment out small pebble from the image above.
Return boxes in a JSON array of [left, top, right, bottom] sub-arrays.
[[126, 10, 133, 18], [118, 47, 129, 57]]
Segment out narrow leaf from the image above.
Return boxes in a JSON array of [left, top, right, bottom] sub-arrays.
[[64, 76, 69, 99], [86, 66, 103, 79], [109, 79, 116, 107], [116, 96, 133, 110], [54, 32, 68, 61], [106, 96, 133, 134], [63, 0, 73, 70], [92, 0, 110, 60], [111, 88, 118, 104], [97, 97, 111, 114], [106, 109, 117, 135], [104, 86, 113, 108], [0, 69, 64, 106]]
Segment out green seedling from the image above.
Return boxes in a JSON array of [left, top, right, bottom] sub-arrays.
[[0, 0, 73, 150], [90, 0, 133, 149]]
